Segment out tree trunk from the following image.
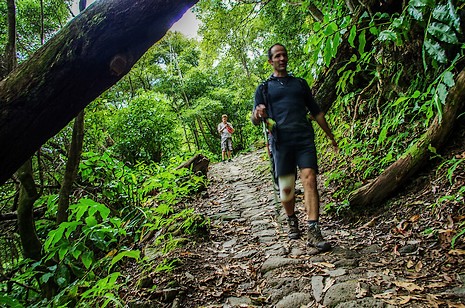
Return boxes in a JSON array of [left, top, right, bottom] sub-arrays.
[[16, 160, 42, 261], [0, 0, 198, 185], [57, 110, 84, 224], [349, 68, 465, 209], [196, 116, 215, 153], [5, 0, 17, 72], [56, 0, 88, 225]]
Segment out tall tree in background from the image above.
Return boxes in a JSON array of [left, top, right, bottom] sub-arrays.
[[57, 0, 87, 224]]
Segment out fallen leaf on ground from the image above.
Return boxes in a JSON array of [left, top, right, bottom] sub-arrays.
[[448, 249, 465, 255], [393, 280, 424, 292]]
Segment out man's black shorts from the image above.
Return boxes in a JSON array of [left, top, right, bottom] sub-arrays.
[[272, 141, 318, 177]]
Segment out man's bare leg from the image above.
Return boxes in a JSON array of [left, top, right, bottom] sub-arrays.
[[300, 168, 331, 251], [300, 168, 319, 220]]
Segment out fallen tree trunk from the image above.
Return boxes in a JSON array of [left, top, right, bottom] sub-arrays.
[[0, 206, 47, 222], [349, 68, 465, 209], [0, 0, 198, 185], [176, 154, 210, 178]]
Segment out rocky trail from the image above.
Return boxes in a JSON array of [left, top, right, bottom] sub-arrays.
[[135, 149, 465, 308]]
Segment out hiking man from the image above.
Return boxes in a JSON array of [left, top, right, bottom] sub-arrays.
[[218, 114, 234, 162], [251, 43, 338, 252]]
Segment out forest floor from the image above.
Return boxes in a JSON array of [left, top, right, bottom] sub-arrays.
[[126, 130, 465, 307]]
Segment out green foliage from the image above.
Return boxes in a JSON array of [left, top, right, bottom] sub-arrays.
[[1, 148, 209, 307], [307, 0, 465, 210], [407, 0, 462, 68], [109, 91, 180, 164], [79, 151, 145, 208], [0, 0, 72, 62], [154, 258, 180, 273]]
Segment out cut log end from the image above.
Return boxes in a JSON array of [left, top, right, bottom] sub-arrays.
[[110, 54, 129, 76]]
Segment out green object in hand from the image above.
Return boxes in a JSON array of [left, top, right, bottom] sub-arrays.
[[266, 118, 276, 131]]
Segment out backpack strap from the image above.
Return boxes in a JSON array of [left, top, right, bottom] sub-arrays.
[[260, 79, 273, 118]]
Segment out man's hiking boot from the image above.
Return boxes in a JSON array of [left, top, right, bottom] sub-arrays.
[[287, 215, 301, 239], [307, 223, 331, 252]]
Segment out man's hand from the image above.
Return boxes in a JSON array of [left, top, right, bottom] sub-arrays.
[[253, 104, 268, 121]]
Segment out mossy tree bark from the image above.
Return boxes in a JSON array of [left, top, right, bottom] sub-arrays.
[[349, 68, 465, 209], [57, 111, 84, 224], [0, 0, 198, 184], [16, 161, 42, 261]]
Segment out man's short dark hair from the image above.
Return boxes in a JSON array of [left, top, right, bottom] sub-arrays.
[[267, 43, 287, 60]]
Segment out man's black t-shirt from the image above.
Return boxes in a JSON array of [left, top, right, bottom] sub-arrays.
[[253, 75, 321, 145]]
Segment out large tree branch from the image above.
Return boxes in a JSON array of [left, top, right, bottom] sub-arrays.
[[348, 68, 465, 209], [0, 0, 198, 184]]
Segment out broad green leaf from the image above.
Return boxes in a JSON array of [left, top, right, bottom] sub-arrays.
[[392, 96, 410, 106], [433, 3, 461, 30], [324, 22, 338, 36], [392, 16, 405, 28], [40, 272, 53, 284], [101, 294, 121, 308], [358, 30, 366, 55], [71, 245, 83, 259], [64, 221, 81, 238], [85, 215, 98, 227], [348, 25, 356, 48], [437, 83, 448, 105], [412, 90, 422, 98], [324, 38, 332, 66], [332, 32, 340, 58], [45, 227, 65, 251], [378, 30, 397, 42], [108, 272, 121, 285], [360, 11, 369, 19], [424, 39, 447, 63], [82, 251, 94, 269], [432, 4, 450, 23], [109, 250, 141, 270], [59, 245, 69, 260], [443, 71, 455, 87], [378, 126, 388, 144], [313, 21, 321, 32], [427, 22, 458, 44], [407, 5, 424, 21], [369, 26, 379, 36]]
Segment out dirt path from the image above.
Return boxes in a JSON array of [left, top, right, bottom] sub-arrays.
[[141, 149, 465, 307]]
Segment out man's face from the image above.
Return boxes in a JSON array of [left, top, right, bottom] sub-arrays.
[[222, 117, 227, 123], [268, 45, 288, 73]]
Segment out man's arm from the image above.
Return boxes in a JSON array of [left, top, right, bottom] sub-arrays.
[[314, 112, 337, 148]]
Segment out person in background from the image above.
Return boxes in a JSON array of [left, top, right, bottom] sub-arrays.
[[251, 43, 338, 252], [218, 114, 234, 162]]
